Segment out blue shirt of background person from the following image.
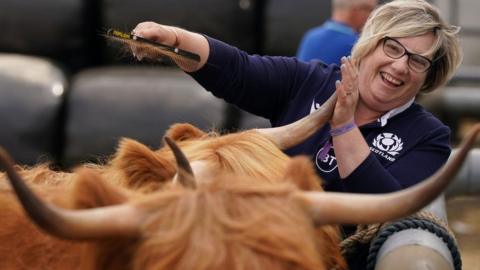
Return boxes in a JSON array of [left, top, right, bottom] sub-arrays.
[[297, 0, 378, 65], [297, 20, 358, 65]]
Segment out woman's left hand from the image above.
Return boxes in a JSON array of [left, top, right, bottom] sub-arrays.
[[331, 56, 359, 128]]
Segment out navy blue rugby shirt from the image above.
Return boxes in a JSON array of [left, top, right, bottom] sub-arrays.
[[190, 37, 451, 195]]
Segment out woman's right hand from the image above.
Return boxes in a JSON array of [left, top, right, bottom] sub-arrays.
[[130, 21, 210, 71], [130, 22, 180, 60]]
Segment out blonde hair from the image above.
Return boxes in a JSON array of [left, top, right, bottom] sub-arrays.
[[351, 0, 463, 93]]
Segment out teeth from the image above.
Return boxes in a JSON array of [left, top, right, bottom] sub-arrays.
[[382, 72, 402, 86]]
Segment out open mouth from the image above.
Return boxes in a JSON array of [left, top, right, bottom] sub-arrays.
[[380, 71, 404, 87]]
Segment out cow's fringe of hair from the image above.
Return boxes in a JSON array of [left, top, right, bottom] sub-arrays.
[[179, 130, 291, 182], [133, 178, 327, 270]]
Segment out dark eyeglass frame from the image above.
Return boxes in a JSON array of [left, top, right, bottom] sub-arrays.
[[382, 37, 433, 73]]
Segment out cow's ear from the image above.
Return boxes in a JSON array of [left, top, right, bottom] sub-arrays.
[[69, 168, 130, 209], [283, 156, 324, 191], [165, 123, 207, 142], [112, 138, 176, 190]]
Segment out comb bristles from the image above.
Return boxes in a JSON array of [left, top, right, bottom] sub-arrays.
[[105, 29, 200, 71]]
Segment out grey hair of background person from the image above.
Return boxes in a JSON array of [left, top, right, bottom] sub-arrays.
[[333, 0, 377, 9]]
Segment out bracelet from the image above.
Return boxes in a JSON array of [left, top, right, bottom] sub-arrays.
[[330, 121, 356, 137]]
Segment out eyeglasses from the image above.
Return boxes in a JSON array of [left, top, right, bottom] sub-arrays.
[[382, 37, 433, 73]]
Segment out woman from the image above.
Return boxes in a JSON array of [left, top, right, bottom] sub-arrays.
[[131, 0, 461, 267]]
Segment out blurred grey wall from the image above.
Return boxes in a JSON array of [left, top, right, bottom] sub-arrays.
[[434, 0, 480, 66]]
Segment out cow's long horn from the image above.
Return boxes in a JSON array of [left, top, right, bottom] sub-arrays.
[[256, 93, 337, 149], [164, 136, 196, 189], [296, 124, 480, 225], [0, 147, 146, 240]]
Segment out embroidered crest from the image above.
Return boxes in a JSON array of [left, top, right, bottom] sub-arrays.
[[371, 133, 403, 161]]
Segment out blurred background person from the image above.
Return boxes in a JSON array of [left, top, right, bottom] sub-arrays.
[[297, 0, 378, 65]]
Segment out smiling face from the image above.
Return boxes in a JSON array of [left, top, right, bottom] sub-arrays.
[[357, 32, 436, 114]]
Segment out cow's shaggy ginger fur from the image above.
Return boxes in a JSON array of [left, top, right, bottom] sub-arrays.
[[134, 178, 327, 270], [0, 123, 346, 270], [0, 160, 345, 270]]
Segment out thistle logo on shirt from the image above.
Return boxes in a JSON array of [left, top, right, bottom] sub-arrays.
[[370, 133, 403, 162]]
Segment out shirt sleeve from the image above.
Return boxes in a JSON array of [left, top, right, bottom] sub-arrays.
[[189, 36, 313, 121], [342, 125, 451, 194]]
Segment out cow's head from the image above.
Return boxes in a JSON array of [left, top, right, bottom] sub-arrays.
[[1, 123, 479, 270], [0, 139, 343, 270]]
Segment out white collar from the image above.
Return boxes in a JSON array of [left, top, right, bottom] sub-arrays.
[[378, 98, 415, 127]]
